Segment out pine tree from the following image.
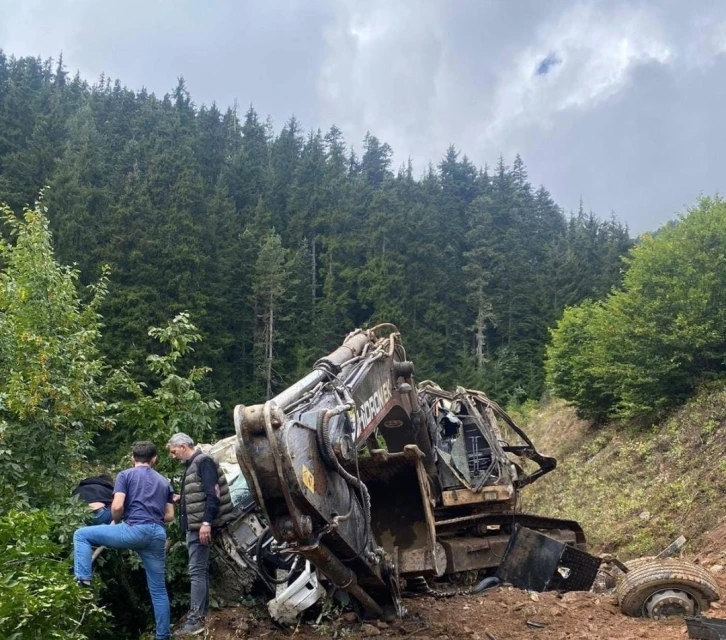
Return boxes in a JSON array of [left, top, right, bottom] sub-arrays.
[[252, 231, 294, 398]]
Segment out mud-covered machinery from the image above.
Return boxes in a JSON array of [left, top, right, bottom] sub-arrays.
[[234, 325, 585, 618]]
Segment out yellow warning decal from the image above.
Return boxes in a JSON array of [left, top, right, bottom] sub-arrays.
[[302, 464, 315, 493]]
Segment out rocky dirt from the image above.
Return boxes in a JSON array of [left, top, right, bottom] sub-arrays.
[[200, 518, 726, 640]]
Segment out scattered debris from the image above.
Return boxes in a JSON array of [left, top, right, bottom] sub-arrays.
[[525, 619, 548, 629], [656, 535, 687, 559], [685, 615, 726, 640], [496, 524, 601, 593]]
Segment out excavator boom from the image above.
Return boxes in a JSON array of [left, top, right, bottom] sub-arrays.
[[234, 325, 581, 617]]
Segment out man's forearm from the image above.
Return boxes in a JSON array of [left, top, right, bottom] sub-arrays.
[[110, 493, 126, 523]]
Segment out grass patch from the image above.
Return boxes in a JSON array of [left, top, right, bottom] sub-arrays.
[[520, 383, 726, 558]]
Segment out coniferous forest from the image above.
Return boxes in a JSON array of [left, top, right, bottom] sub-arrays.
[[0, 52, 633, 430]]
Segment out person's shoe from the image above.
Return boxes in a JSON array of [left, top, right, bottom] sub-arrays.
[[75, 580, 93, 600], [172, 619, 205, 636]]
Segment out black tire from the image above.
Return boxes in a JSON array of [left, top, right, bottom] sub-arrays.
[[624, 556, 657, 572], [617, 559, 720, 618], [596, 556, 658, 591]]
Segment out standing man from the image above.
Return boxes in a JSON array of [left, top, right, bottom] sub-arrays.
[[167, 433, 234, 637], [73, 441, 174, 640]]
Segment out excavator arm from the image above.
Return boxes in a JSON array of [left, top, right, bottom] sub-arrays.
[[235, 327, 418, 617], [234, 325, 578, 618]]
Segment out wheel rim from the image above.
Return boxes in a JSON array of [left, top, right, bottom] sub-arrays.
[[643, 589, 697, 620]]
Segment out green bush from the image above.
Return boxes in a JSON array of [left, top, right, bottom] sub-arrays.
[[547, 196, 726, 420], [0, 195, 219, 637], [0, 510, 109, 640], [545, 300, 615, 420]]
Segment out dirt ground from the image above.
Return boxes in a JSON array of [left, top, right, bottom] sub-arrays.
[[204, 520, 726, 640]]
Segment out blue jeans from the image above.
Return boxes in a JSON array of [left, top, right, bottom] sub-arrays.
[[74, 523, 170, 640], [90, 506, 112, 526]]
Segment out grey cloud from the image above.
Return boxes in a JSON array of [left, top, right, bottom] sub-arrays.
[[1, 0, 725, 232]]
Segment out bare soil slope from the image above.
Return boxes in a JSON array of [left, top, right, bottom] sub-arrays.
[[205, 566, 726, 640], [204, 389, 726, 639]]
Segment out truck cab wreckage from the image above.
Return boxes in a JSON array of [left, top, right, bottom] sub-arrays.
[[231, 325, 588, 619]]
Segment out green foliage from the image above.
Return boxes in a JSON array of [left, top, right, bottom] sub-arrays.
[[99, 312, 221, 634], [0, 193, 109, 510], [0, 193, 115, 637], [547, 196, 726, 420], [545, 301, 615, 420], [526, 385, 726, 557], [106, 312, 219, 476], [0, 510, 109, 640], [251, 230, 296, 398], [0, 191, 220, 637]]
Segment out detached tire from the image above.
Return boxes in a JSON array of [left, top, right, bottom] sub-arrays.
[[617, 559, 720, 619], [624, 556, 656, 571]]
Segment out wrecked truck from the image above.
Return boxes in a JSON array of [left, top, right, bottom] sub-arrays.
[[210, 325, 720, 623]]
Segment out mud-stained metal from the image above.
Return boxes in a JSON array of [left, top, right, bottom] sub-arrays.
[[497, 524, 601, 593], [685, 615, 726, 639], [233, 325, 586, 619]]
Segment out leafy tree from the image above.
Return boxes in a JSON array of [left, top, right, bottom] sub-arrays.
[[547, 196, 726, 420], [106, 312, 220, 475], [0, 193, 109, 509], [545, 300, 614, 420], [0, 193, 111, 639]]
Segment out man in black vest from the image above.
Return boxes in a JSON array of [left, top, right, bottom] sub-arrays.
[[167, 432, 233, 637]]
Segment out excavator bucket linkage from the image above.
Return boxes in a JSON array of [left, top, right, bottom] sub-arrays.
[[234, 326, 584, 618]]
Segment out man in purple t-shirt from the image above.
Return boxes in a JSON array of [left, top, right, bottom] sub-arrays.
[[73, 441, 175, 640]]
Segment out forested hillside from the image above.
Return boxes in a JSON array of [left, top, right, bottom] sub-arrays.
[[0, 52, 632, 428]]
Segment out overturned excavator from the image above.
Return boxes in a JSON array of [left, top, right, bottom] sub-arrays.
[[233, 325, 585, 618]]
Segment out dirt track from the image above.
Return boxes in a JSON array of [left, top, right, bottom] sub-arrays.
[[205, 520, 726, 640], [206, 587, 691, 640]]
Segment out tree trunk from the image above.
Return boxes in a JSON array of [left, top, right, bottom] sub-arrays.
[[311, 235, 316, 328], [266, 292, 274, 399], [475, 307, 485, 371]]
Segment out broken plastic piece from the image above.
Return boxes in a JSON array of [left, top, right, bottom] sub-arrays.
[[267, 560, 326, 625]]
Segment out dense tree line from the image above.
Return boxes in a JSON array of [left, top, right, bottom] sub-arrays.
[[0, 52, 632, 430], [547, 196, 726, 422]]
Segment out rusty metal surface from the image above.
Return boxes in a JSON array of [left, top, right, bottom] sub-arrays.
[[347, 447, 423, 483], [362, 446, 440, 577], [439, 535, 512, 573], [441, 486, 514, 507], [399, 543, 447, 576], [232, 325, 585, 619]]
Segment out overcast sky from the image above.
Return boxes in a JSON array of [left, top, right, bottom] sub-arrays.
[[2, 0, 726, 233]]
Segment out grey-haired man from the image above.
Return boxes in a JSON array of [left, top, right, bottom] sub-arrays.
[[167, 433, 233, 636]]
